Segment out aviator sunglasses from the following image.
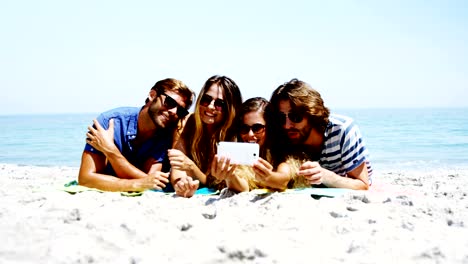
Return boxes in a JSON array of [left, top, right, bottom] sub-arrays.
[[162, 93, 189, 118], [278, 112, 304, 124], [239, 123, 266, 134], [200, 94, 226, 111]]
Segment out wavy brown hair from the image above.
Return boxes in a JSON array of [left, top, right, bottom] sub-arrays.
[[267, 78, 330, 165], [269, 78, 329, 131], [146, 78, 194, 107]]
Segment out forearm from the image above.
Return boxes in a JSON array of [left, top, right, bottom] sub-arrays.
[[186, 163, 207, 185], [78, 171, 146, 192], [262, 171, 290, 191], [171, 165, 207, 185], [104, 148, 147, 179], [261, 162, 293, 190], [225, 174, 250, 193], [322, 170, 369, 190]]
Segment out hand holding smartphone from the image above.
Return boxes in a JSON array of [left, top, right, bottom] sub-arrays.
[[217, 141, 259, 166]]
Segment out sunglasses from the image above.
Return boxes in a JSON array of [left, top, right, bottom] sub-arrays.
[[200, 94, 226, 111], [239, 123, 265, 134], [162, 93, 189, 118], [278, 112, 304, 124]]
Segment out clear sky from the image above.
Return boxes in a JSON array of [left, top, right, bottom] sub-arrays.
[[1, 0, 467, 115]]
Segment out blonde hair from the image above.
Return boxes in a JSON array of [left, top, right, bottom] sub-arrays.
[[235, 156, 309, 191], [178, 76, 242, 187], [284, 157, 310, 189]]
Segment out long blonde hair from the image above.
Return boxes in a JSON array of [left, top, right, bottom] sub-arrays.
[[185, 75, 243, 176]]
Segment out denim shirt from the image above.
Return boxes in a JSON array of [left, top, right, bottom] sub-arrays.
[[84, 106, 171, 175]]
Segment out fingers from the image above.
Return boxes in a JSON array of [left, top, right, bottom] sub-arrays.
[[296, 161, 324, 185], [168, 150, 192, 172], [87, 125, 97, 139], [159, 172, 170, 179], [306, 174, 322, 185], [167, 149, 176, 157], [174, 177, 190, 193], [252, 165, 267, 179], [175, 178, 199, 198], [169, 159, 180, 169], [168, 149, 183, 162], [184, 180, 199, 197], [86, 131, 94, 143], [187, 179, 199, 192], [298, 166, 322, 185], [226, 163, 237, 175], [86, 120, 100, 142], [299, 161, 319, 170], [92, 119, 103, 131], [217, 155, 232, 171], [168, 149, 184, 158], [174, 180, 186, 195], [108, 119, 114, 131], [252, 158, 273, 179], [88, 119, 112, 136], [152, 181, 166, 190], [212, 155, 234, 180], [155, 172, 170, 183], [256, 158, 273, 170]]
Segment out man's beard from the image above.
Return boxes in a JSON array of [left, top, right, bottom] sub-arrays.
[[287, 125, 312, 145], [147, 104, 163, 128]]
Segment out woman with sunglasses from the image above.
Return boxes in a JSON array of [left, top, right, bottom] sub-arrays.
[[168, 75, 243, 197], [228, 97, 299, 192]]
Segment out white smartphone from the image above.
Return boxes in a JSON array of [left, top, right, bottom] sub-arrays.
[[217, 141, 259, 165]]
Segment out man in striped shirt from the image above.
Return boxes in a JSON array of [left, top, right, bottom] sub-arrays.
[[269, 79, 372, 190]]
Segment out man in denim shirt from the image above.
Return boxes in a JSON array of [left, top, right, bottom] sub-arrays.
[[78, 78, 194, 192]]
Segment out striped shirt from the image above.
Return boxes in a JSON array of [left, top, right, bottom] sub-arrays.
[[319, 114, 373, 181]]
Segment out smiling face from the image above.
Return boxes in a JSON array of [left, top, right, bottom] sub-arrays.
[[199, 84, 225, 126], [147, 90, 188, 129], [240, 110, 266, 147]]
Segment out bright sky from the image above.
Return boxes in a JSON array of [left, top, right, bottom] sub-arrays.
[[1, 0, 467, 115]]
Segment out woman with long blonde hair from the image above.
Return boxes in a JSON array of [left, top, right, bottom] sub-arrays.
[[168, 75, 243, 197]]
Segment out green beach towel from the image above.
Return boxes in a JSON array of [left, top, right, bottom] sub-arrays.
[[59, 180, 219, 196], [60, 180, 350, 198]]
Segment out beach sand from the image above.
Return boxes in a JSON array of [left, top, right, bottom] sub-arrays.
[[1, 163, 467, 263]]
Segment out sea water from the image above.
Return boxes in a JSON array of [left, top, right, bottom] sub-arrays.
[[0, 113, 97, 168], [0, 108, 467, 172]]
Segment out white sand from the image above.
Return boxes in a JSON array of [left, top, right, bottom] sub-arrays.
[[1, 163, 467, 263]]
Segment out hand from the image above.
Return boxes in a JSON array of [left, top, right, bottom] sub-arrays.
[[134, 171, 170, 191], [252, 157, 274, 183], [297, 161, 325, 185], [174, 177, 199, 198], [168, 149, 194, 172], [211, 154, 237, 182], [86, 119, 117, 154]]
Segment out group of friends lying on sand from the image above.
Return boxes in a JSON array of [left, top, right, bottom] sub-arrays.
[[78, 76, 372, 198]]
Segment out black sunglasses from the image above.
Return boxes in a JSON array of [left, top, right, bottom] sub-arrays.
[[200, 94, 226, 111], [278, 112, 304, 124], [239, 123, 265, 134], [162, 93, 189, 118]]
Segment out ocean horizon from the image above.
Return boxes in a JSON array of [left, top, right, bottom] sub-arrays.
[[1, 107, 467, 172]]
